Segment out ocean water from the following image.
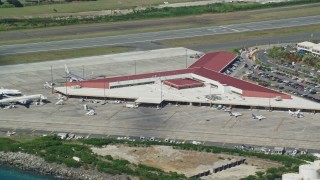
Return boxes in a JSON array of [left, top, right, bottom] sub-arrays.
[[0, 166, 59, 180]]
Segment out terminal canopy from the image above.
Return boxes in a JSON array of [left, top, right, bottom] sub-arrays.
[[135, 97, 162, 104]]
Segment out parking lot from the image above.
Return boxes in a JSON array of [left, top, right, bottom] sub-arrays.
[[251, 48, 320, 103], [247, 65, 320, 103]]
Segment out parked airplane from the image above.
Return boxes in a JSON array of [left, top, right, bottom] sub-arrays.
[[252, 114, 266, 121], [3, 104, 16, 109], [55, 99, 64, 105], [86, 109, 95, 116], [289, 110, 304, 118], [0, 94, 47, 108], [0, 88, 22, 96], [6, 131, 16, 136], [125, 103, 138, 108], [228, 111, 242, 117], [65, 64, 85, 82], [43, 82, 54, 89]]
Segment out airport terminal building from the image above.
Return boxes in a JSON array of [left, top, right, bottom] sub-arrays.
[[55, 51, 320, 111]]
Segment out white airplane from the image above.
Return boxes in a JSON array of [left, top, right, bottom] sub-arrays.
[[55, 99, 64, 105], [86, 109, 95, 116], [57, 94, 67, 100], [3, 104, 17, 109], [43, 82, 54, 89], [252, 114, 266, 121], [0, 94, 47, 108], [6, 131, 16, 136], [228, 111, 242, 117], [289, 110, 304, 118], [0, 88, 22, 96], [65, 64, 85, 82]]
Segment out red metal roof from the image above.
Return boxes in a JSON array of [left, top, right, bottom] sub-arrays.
[[164, 78, 204, 89], [66, 51, 290, 99], [188, 51, 237, 72], [194, 68, 290, 98], [67, 68, 197, 86]]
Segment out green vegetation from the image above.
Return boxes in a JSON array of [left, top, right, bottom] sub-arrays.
[[81, 137, 318, 180], [0, 0, 319, 31], [6, 0, 23, 7], [1, 136, 318, 179], [0, 136, 187, 179], [1, 4, 319, 46], [0, 0, 203, 17], [268, 46, 320, 70], [162, 24, 320, 48], [0, 46, 128, 65]]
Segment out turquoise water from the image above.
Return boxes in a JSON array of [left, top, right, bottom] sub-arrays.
[[0, 166, 58, 180]]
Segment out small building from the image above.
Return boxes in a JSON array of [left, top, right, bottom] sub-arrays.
[[297, 41, 315, 52], [311, 43, 320, 57], [297, 41, 320, 57]]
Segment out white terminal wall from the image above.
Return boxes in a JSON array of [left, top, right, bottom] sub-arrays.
[[191, 74, 243, 95], [109, 73, 192, 88]]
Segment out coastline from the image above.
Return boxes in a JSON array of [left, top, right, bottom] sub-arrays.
[[0, 152, 128, 180]]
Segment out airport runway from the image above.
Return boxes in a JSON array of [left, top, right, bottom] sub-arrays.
[[1, 15, 320, 55]]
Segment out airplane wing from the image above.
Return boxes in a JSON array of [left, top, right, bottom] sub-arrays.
[[15, 99, 33, 108]]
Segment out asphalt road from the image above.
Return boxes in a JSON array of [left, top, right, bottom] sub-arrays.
[[1, 15, 320, 55]]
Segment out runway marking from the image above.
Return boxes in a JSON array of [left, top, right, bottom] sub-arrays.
[[219, 26, 240, 32], [164, 111, 177, 123], [229, 118, 240, 128], [274, 118, 285, 132], [107, 108, 123, 120], [180, 111, 197, 125], [223, 116, 234, 128]]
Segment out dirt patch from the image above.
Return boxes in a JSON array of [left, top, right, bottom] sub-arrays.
[[92, 145, 281, 177]]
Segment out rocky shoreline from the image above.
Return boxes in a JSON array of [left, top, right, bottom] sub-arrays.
[[0, 151, 128, 180]]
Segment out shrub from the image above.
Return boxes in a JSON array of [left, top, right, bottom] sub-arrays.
[[64, 158, 81, 168], [6, 0, 23, 7], [105, 155, 113, 160]]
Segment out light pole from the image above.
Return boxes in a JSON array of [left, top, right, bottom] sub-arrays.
[[185, 48, 188, 68], [104, 75, 106, 102], [50, 65, 53, 94], [269, 93, 271, 111], [160, 78, 162, 108], [134, 60, 136, 75], [82, 65, 85, 79], [65, 71, 68, 98]]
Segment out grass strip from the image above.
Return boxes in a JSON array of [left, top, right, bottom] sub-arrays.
[[160, 24, 320, 48], [0, 0, 319, 31], [1, 4, 319, 45], [0, 46, 129, 66]]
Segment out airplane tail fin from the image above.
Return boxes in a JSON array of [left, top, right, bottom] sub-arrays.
[[65, 64, 70, 74], [252, 114, 256, 119]]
